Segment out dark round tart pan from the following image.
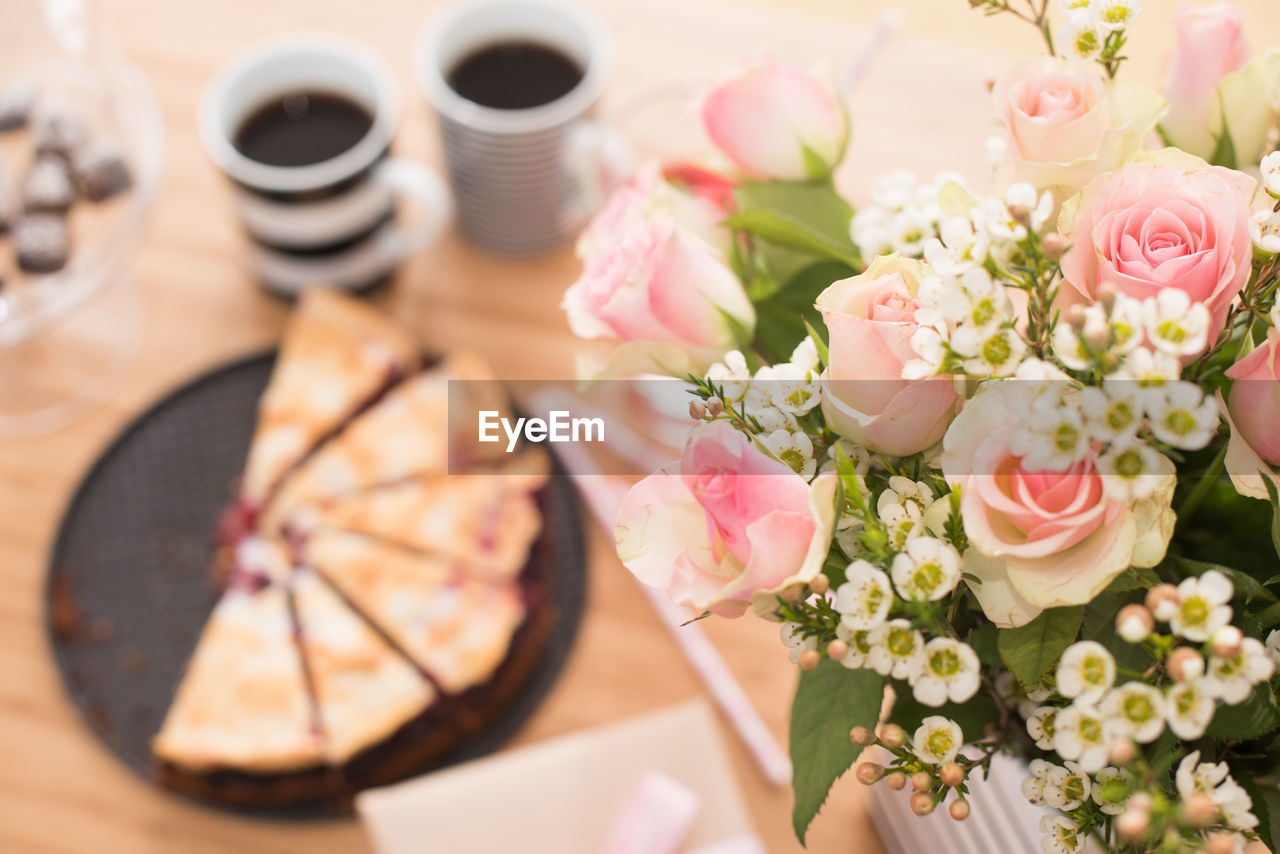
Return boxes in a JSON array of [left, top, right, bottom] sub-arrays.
[[46, 351, 586, 817]]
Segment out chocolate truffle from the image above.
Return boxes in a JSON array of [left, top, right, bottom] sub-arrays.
[[13, 213, 70, 274], [22, 156, 76, 212], [74, 144, 132, 202]]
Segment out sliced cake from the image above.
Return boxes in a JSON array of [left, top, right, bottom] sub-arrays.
[[303, 529, 527, 695], [238, 289, 420, 509], [152, 583, 321, 774], [154, 537, 318, 773], [291, 568, 437, 765], [261, 351, 512, 529], [296, 467, 546, 580]]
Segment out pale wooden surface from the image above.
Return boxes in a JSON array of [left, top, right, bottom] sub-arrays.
[[2, 1, 1278, 852]]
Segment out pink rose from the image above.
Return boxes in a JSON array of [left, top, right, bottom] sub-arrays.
[[991, 58, 1164, 192], [816, 256, 961, 457], [941, 385, 1175, 624], [563, 164, 754, 380], [1226, 328, 1280, 465], [1059, 152, 1256, 341], [700, 60, 846, 181], [615, 420, 837, 617], [1163, 3, 1250, 160]]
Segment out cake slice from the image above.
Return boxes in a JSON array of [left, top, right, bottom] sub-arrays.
[[152, 582, 321, 773], [297, 468, 546, 580], [291, 568, 437, 765], [262, 351, 511, 530], [154, 537, 319, 772], [304, 529, 526, 695], [239, 289, 420, 509]]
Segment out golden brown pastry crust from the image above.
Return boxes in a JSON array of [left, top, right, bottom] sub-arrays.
[[299, 472, 544, 580], [291, 569, 436, 765], [304, 530, 527, 695], [152, 585, 322, 773], [240, 289, 419, 506]]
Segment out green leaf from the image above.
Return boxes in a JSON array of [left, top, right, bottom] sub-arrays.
[[1106, 566, 1162, 593], [1209, 99, 1239, 170], [1206, 687, 1280, 741], [887, 684, 999, 744], [802, 315, 829, 368], [1256, 599, 1280, 629], [967, 621, 1001, 670], [1173, 556, 1278, 605], [1238, 775, 1280, 854], [997, 606, 1084, 690], [800, 142, 834, 180], [725, 210, 859, 267], [753, 260, 853, 363], [1264, 478, 1280, 563], [732, 181, 858, 266], [790, 662, 884, 844]]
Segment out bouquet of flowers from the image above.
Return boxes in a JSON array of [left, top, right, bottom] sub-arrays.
[[563, 2, 1280, 852]]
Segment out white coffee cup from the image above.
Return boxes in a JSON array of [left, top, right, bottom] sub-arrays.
[[200, 33, 451, 297], [414, 0, 629, 256]]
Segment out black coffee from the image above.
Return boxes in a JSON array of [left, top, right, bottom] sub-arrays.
[[234, 92, 373, 167], [447, 41, 583, 110]]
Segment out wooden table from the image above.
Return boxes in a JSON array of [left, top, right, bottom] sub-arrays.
[[2, 1, 1278, 852]]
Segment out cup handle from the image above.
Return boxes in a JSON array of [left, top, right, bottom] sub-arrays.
[[371, 157, 453, 262], [566, 119, 633, 221]]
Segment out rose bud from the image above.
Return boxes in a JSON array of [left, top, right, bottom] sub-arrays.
[[1145, 584, 1180, 621], [879, 724, 906, 749], [910, 772, 932, 793], [849, 726, 874, 746], [1168, 647, 1205, 682], [817, 257, 961, 457], [886, 772, 907, 791], [826, 639, 849, 661], [855, 762, 885, 785], [948, 799, 970, 821], [700, 59, 847, 181], [1116, 604, 1154, 643], [1210, 625, 1244, 660], [938, 762, 965, 788], [909, 792, 935, 816]]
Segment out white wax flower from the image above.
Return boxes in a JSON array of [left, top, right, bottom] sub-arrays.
[[833, 561, 894, 631], [866, 618, 926, 681], [1205, 637, 1275, 705], [1143, 289, 1211, 358], [760, 429, 817, 479], [1025, 705, 1058, 751], [913, 638, 980, 706], [1145, 382, 1220, 451], [1262, 150, 1280, 199], [911, 715, 963, 766], [1171, 570, 1234, 642], [1057, 641, 1117, 705], [1099, 682, 1165, 743], [890, 536, 962, 602], [1166, 678, 1216, 739], [1053, 703, 1109, 773]]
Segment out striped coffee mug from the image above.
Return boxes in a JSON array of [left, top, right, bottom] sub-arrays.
[[414, 0, 628, 256], [199, 33, 451, 297]]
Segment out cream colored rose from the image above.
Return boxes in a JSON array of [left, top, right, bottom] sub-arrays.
[[991, 57, 1165, 195]]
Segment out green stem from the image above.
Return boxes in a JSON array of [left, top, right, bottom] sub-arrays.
[[1175, 441, 1229, 530]]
